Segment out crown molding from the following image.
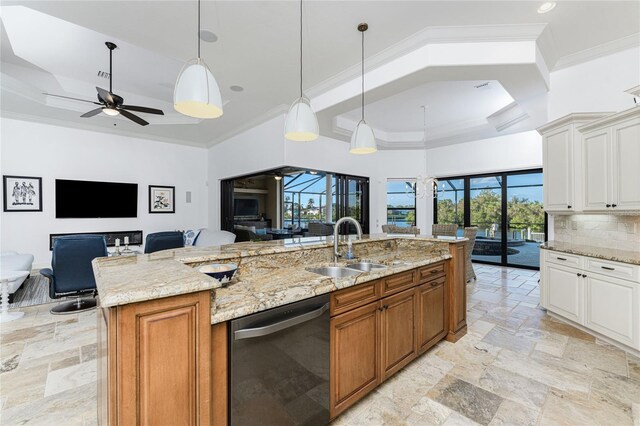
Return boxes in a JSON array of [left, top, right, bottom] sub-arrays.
[[487, 102, 530, 132], [577, 106, 640, 132], [536, 112, 614, 134], [553, 33, 640, 71], [307, 24, 546, 100], [625, 85, 640, 96]]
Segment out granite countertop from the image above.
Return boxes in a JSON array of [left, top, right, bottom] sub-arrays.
[[93, 233, 465, 310], [541, 241, 640, 266]]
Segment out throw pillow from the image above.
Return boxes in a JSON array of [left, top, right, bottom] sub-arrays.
[[183, 229, 201, 246]]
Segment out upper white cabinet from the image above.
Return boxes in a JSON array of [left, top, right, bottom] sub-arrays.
[[538, 107, 640, 213], [579, 108, 640, 212], [537, 113, 611, 212]]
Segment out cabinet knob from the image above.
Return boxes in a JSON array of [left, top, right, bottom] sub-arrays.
[[583, 274, 587, 278], [612, 204, 617, 208], [383, 305, 389, 310], [378, 306, 384, 312], [576, 273, 581, 277], [606, 204, 611, 207], [567, 205, 572, 209]]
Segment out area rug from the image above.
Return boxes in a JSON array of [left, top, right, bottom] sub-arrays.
[[9, 275, 55, 308]]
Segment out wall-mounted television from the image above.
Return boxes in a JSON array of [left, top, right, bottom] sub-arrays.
[[56, 179, 138, 218], [234, 198, 259, 217]]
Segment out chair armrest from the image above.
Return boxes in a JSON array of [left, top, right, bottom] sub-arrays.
[[40, 268, 54, 282]]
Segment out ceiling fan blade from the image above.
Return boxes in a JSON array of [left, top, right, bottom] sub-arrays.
[[119, 109, 149, 126], [96, 86, 115, 105], [44, 93, 101, 105], [121, 105, 164, 115], [80, 108, 104, 118]]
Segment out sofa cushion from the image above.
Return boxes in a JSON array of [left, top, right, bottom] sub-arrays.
[[195, 229, 236, 247], [0, 253, 34, 293], [183, 229, 201, 246]]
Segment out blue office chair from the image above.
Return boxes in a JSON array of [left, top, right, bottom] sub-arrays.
[[144, 231, 184, 254], [40, 235, 108, 315]]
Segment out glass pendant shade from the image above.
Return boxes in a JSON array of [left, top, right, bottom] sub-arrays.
[[349, 120, 377, 154], [284, 97, 319, 141], [174, 58, 223, 119]]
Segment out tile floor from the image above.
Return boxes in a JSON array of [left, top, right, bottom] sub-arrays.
[[1, 264, 639, 425]]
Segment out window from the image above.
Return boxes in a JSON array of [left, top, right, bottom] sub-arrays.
[[387, 180, 416, 227]]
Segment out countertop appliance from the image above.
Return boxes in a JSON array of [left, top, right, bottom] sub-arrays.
[[230, 293, 330, 426]]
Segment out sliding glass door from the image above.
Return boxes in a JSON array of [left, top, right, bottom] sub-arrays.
[[435, 169, 546, 270]]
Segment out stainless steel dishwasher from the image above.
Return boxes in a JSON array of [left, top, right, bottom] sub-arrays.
[[230, 293, 330, 426]]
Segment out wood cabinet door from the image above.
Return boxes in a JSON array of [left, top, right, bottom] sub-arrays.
[[417, 276, 448, 354], [611, 117, 640, 210], [544, 125, 575, 211], [330, 301, 380, 419], [546, 264, 583, 324], [379, 288, 417, 381], [582, 128, 611, 210], [117, 291, 211, 426], [585, 272, 638, 348]]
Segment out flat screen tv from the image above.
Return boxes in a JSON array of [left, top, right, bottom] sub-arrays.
[[56, 179, 138, 218], [234, 198, 259, 217]]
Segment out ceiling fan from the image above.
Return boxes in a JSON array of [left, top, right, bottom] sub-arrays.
[[44, 42, 164, 126]]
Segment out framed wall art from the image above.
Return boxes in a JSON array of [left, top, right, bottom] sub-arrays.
[[149, 185, 175, 214], [3, 175, 42, 212]]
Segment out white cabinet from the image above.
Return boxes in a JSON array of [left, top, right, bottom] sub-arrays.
[[585, 272, 638, 347], [537, 113, 611, 213], [579, 109, 640, 212], [541, 249, 640, 352], [545, 263, 583, 324]]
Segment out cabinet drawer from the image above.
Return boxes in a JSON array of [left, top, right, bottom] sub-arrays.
[[546, 250, 583, 268], [417, 262, 446, 283], [331, 280, 380, 317], [381, 270, 416, 296], [585, 258, 638, 282]]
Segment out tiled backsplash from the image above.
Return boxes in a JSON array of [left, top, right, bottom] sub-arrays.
[[553, 215, 640, 251]]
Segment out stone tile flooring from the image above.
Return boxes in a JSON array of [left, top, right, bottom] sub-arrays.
[[1, 264, 639, 425]]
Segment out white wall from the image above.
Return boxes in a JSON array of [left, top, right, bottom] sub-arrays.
[[548, 47, 640, 121], [0, 118, 208, 267]]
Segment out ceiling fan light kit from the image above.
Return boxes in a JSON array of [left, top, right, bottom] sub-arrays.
[[174, 0, 223, 119], [284, 0, 319, 142], [350, 23, 377, 155]]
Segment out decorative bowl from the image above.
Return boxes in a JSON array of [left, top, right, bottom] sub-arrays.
[[198, 263, 238, 283]]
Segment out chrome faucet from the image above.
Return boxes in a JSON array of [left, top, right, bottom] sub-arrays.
[[333, 216, 363, 263]]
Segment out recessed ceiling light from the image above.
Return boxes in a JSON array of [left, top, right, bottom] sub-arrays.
[[537, 2, 556, 13], [199, 30, 218, 43], [230, 85, 244, 92]]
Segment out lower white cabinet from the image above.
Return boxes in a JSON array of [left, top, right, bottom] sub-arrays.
[[585, 273, 638, 347], [541, 250, 640, 351], [546, 264, 583, 324]]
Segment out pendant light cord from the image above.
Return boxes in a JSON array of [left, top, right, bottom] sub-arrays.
[[361, 28, 365, 122], [197, 0, 201, 59], [299, 0, 303, 98], [109, 48, 113, 93]]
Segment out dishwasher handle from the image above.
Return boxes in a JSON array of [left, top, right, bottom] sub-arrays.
[[234, 302, 330, 341]]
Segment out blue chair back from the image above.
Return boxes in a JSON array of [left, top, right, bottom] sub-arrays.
[[145, 231, 184, 254], [51, 235, 108, 295]]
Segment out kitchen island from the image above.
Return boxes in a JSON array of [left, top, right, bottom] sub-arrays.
[[94, 234, 467, 425]]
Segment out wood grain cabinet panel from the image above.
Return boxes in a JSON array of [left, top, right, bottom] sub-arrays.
[[330, 301, 381, 419], [417, 276, 448, 354], [380, 288, 417, 380], [381, 270, 416, 296], [330, 280, 380, 316], [417, 262, 446, 284], [447, 243, 467, 342], [116, 291, 211, 426]]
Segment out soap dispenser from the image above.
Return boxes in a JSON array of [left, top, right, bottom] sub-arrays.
[[345, 240, 355, 260]]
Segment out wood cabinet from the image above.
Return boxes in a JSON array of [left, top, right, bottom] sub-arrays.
[[417, 275, 448, 354], [380, 288, 417, 380], [329, 259, 461, 419], [98, 291, 212, 426], [541, 249, 640, 352], [447, 242, 467, 341], [537, 112, 611, 213], [330, 301, 381, 419], [579, 108, 640, 212]]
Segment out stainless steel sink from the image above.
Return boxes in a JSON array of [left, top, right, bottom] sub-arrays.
[[346, 262, 387, 272], [306, 266, 361, 278]]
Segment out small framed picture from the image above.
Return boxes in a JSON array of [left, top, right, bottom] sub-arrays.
[[3, 175, 42, 212], [149, 185, 175, 214]]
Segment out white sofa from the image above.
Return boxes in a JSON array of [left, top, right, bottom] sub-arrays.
[[193, 229, 236, 247], [1, 251, 34, 294]]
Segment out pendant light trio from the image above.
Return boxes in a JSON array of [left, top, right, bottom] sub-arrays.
[[174, 0, 376, 154]]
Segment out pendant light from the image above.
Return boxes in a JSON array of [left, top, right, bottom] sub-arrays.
[[284, 0, 319, 141], [350, 23, 377, 154], [174, 0, 223, 119]]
